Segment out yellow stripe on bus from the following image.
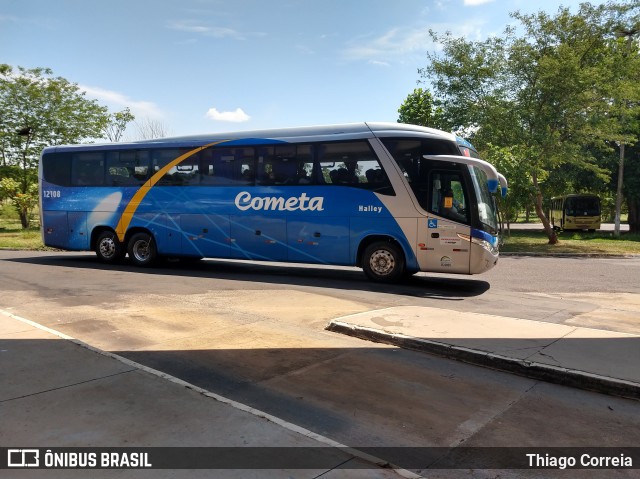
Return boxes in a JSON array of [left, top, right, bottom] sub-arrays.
[[115, 141, 225, 242]]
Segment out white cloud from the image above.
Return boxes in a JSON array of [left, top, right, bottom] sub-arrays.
[[0, 14, 19, 23], [344, 27, 428, 63], [80, 85, 164, 119], [464, 0, 495, 5], [205, 107, 251, 123], [168, 20, 253, 40], [296, 44, 315, 55], [344, 19, 490, 62]]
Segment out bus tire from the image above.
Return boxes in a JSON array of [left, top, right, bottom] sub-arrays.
[[95, 230, 125, 263], [128, 232, 157, 267], [362, 241, 405, 282]]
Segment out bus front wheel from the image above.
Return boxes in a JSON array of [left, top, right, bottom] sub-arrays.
[[362, 241, 404, 282], [128, 232, 157, 267], [95, 230, 125, 263]]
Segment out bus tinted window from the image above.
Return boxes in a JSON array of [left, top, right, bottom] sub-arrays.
[[202, 147, 254, 186], [42, 153, 71, 186], [318, 141, 393, 194], [382, 138, 462, 209], [106, 150, 149, 186], [566, 196, 600, 216], [152, 149, 198, 186], [72, 152, 105, 186], [257, 145, 313, 186], [382, 138, 458, 181], [430, 171, 469, 224]]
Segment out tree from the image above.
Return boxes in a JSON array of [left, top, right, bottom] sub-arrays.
[[397, 88, 446, 129], [104, 107, 135, 142], [481, 144, 532, 235], [0, 65, 112, 227], [0, 177, 38, 228], [135, 117, 171, 140], [609, 20, 640, 235], [419, 2, 640, 244]]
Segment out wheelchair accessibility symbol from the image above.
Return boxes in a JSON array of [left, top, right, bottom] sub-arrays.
[[428, 219, 438, 229]]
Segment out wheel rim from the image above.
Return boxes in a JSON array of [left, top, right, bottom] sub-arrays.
[[99, 237, 116, 259], [369, 249, 395, 276], [131, 238, 150, 262]]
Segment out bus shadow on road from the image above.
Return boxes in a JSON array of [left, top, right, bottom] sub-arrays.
[[8, 253, 491, 299]]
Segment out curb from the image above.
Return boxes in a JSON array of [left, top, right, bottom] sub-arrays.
[[500, 252, 640, 258], [327, 321, 640, 401]]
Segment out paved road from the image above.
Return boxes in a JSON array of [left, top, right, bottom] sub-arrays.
[[1, 250, 639, 476]]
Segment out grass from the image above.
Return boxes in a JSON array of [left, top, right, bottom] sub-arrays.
[[0, 216, 46, 250], [500, 230, 640, 255]]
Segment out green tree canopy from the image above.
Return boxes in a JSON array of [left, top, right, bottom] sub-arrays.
[[0, 65, 137, 228], [397, 88, 446, 129], [0, 65, 111, 188], [104, 107, 135, 142], [418, 1, 640, 242]]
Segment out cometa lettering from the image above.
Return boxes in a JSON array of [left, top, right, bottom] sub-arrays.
[[235, 191, 324, 212]]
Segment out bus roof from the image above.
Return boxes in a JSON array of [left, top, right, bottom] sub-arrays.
[[43, 122, 460, 153]]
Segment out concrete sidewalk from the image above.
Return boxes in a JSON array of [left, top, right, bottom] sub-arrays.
[[328, 306, 640, 400], [0, 311, 408, 479]]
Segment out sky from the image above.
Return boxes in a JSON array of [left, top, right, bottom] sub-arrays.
[[1, 0, 596, 139]]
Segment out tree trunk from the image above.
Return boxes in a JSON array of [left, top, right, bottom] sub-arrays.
[[19, 210, 30, 229], [532, 172, 558, 244], [628, 197, 639, 234]]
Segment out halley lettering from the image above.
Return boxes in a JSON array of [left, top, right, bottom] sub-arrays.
[[235, 191, 324, 212], [358, 205, 382, 213]]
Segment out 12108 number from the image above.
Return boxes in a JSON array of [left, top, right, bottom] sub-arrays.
[[43, 190, 61, 198]]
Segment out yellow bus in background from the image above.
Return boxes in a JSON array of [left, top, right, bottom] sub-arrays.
[[550, 194, 601, 232]]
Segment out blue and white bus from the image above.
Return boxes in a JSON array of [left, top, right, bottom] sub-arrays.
[[39, 122, 507, 282]]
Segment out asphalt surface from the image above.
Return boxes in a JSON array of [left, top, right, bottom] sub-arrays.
[[1, 250, 639, 478]]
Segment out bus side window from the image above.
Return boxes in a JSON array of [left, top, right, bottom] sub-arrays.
[[253, 145, 313, 186], [270, 145, 298, 185], [430, 172, 469, 224], [106, 150, 149, 186], [72, 152, 105, 186], [43, 153, 72, 186], [318, 141, 394, 195], [202, 147, 254, 186], [154, 149, 197, 186]]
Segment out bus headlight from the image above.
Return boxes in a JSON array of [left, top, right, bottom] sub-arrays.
[[471, 236, 498, 254], [458, 232, 499, 255]]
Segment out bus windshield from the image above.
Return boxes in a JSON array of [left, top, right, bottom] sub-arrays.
[[469, 166, 499, 234], [565, 196, 600, 216]]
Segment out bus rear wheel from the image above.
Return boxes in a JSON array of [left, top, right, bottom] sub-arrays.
[[362, 241, 405, 282], [128, 232, 157, 267], [95, 230, 125, 263]]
